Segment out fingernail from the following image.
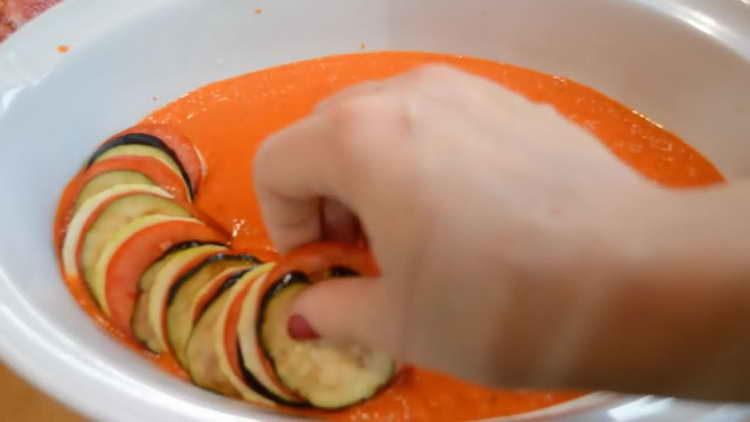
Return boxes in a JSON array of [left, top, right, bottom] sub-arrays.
[[288, 314, 319, 340]]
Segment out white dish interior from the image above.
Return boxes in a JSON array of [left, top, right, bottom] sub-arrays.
[[1, 1, 749, 420]]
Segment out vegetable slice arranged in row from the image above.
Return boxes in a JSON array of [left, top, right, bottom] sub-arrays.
[[243, 243, 395, 409], [61, 184, 191, 285], [55, 122, 395, 412], [167, 254, 261, 367], [54, 125, 204, 251], [237, 270, 308, 406], [55, 124, 223, 336], [186, 264, 276, 405], [99, 215, 227, 335], [78, 156, 190, 209], [87, 131, 195, 197], [114, 123, 207, 193], [132, 243, 228, 352]]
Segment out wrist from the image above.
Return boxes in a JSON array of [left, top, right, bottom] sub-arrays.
[[617, 182, 750, 285], [564, 182, 750, 400]]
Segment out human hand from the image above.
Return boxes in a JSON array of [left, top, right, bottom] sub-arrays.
[[253, 65, 668, 388]]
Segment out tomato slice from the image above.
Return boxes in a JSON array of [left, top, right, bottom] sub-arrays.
[[116, 123, 205, 193], [224, 281, 255, 391], [104, 217, 227, 336], [265, 242, 379, 284], [54, 155, 191, 251]]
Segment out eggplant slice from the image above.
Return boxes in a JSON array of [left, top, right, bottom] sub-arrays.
[[185, 264, 275, 405], [92, 215, 226, 334], [80, 192, 191, 309], [167, 254, 261, 367], [87, 133, 194, 197], [61, 184, 190, 302], [258, 272, 395, 409], [237, 272, 307, 406], [132, 243, 228, 353]]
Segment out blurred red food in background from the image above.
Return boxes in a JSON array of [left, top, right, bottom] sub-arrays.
[[1, 0, 61, 42]]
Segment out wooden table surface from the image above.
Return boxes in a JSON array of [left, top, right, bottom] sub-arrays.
[[2, 2, 88, 420], [0, 364, 83, 421]]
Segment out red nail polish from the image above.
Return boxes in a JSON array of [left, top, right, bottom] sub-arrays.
[[288, 314, 319, 340]]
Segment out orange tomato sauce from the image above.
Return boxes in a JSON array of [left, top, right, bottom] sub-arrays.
[[58, 51, 724, 421]]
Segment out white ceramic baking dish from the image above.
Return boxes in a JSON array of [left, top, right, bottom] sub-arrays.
[[1, 1, 749, 420]]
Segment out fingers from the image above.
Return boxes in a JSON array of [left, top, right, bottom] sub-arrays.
[[254, 63, 532, 254], [253, 112, 356, 252], [321, 199, 360, 244], [253, 65, 452, 253], [253, 87, 411, 253], [289, 277, 408, 358]]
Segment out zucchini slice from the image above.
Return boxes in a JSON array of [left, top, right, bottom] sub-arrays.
[[76, 171, 154, 208], [92, 215, 227, 335], [185, 265, 275, 405], [92, 145, 184, 194], [75, 155, 193, 209], [61, 184, 189, 285], [132, 243, 227, 353], [257, 272, 394, 409], [53, 157, 192, 254], [167, 254, 260, 367], [87, 133, 193, 195], [131, 241, 202, 349]]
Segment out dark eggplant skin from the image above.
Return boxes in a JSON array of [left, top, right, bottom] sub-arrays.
[[142, 241, 227, 283], [255, 268, 360, 402], [167, 255, 261, 371], [195, 269, 249, 317], [86, 133, 194, 197], [258, 272, 311, 340], [167, 254, 261, 306], [257, 268, 360, 353], [256, 273, 311, 378], [247, 272, 313, 406], [328, 266, 359, 278], [236, 341, 309, 407], [161, 241, 225, 258], [258, 266, 394, 409]]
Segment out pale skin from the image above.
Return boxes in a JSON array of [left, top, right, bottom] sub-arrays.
[[254, 65, 750, 402]]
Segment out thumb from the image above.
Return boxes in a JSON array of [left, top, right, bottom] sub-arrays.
[[288, 277, 406, 358]]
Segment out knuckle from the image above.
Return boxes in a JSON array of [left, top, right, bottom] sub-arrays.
[[319, 92, 416, 194], [324, 99, 376, 159], [253, 132, 291, 187], [252, 139, 275, 184], [325, 94, 383, 132], [323, 93, 406, 152]]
